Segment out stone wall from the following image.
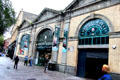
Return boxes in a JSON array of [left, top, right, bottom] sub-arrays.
[[109, 33, 120, 74], [65, 4, 120, 74], [11, 11, 23, 44], [15, 0, 120, 75]]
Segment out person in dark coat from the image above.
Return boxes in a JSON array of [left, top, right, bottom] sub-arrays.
[[14, 56, 19, 69], [44, 55, 49, 73], [29, 56, 32, 66]]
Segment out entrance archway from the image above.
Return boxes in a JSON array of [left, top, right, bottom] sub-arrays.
[[77, 18, 109, 79], [36, 29, 53, 66]]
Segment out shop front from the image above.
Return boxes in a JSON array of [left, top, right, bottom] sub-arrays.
[[77, 18, 109, 79], [36, 29, 53, 66]]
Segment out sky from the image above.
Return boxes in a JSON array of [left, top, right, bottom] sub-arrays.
[[4, 0, 73, 40], [11, 0, 73, 16]]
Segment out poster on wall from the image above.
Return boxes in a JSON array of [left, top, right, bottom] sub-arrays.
[[19, 34, 30, 55], [52, 26, 60, 52], [62, 24, 69, 53]]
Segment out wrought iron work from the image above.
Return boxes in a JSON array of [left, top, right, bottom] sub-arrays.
[[79, 19, 109, 45], [37, 29, 53, 50]]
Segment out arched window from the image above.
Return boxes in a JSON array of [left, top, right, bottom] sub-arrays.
[[20, 34, 30, 55], [79, 19, 109, 45], [37, 29, 53, 50]]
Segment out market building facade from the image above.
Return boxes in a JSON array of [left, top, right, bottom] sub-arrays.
[[9, 10, 37, 59], [15, 0, 120, 78]]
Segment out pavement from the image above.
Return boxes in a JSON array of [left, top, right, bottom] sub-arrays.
[[0, 56, 93, 80]]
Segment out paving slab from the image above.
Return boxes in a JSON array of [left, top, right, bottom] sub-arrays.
[[0, 57, 93, 80]]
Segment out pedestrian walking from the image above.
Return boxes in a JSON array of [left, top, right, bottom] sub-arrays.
[[14, 56, 19, 69], [98, 64, 112, 80], [44, 54, 49, 73], [29, 56, 32, 66], [24, 55, 28, 66]]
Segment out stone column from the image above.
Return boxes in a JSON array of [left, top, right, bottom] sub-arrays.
[[60, 12, 71, 73], [30, 25, 37, 64], [28, 27, 34, 56], [15, 31, 21, 56], [109, 32, 120, 73], [14, 34, 19, 56], [51, 16, 62, 63], [61, 19, 70, 64], [35, 51, 39, 65]]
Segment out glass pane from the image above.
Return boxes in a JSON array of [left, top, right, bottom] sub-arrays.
[[85, 38, 89, 45], [78, 19, 109, 45], [106, 37, 109, 44], [93, 37, 96, 44]]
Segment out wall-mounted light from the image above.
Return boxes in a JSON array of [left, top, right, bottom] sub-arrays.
[[112, 45, 116, 49]]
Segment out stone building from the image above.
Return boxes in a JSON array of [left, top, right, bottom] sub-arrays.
[[15, 0, 120, 78], [9, 10, 37, 59]]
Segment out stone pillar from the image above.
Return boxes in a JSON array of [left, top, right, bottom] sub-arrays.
[[59, 13, 71, 73], [51, 16, 62, 63], [109, 32, 120, 74], [29, 26, 35, 56], [30, 25, 37, 64], [61, 19, 70, 64], [15, 31, 21, 56], [35, 51, 39, 65], [52, 51, 58, 63], [14, 35, 19, 56]]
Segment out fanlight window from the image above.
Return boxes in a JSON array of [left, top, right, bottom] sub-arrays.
[[79, 19, 109, 45], [37, 29, 53, 50], [37, 29, 53, 43]]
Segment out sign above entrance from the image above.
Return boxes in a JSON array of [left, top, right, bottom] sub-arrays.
[[37, 45, 52, 50]]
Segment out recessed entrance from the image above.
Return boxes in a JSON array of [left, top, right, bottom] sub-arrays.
[[37, 49, 52, 66], [36, 28, 53, 66], [77, 48, 108, 79], [77, 18, 109, 79]]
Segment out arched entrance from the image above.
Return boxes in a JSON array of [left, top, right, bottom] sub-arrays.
[[77, 18, 109, 79], [36, 29, 53, 66]]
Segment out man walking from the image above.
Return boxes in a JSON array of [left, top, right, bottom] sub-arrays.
[[14, 56, 19, 69]]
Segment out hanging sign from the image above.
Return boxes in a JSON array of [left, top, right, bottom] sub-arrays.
[[52, 26, 60, 52]]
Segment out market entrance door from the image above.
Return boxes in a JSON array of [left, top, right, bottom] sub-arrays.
[[77, 18, 110, 79], [77, 48, 108, 79], [36, 29, 53, 66], [37, 49, 52, 66]]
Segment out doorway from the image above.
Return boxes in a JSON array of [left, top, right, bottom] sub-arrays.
[[77, 48, 108, 79], [37, 49, 52, 66]]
